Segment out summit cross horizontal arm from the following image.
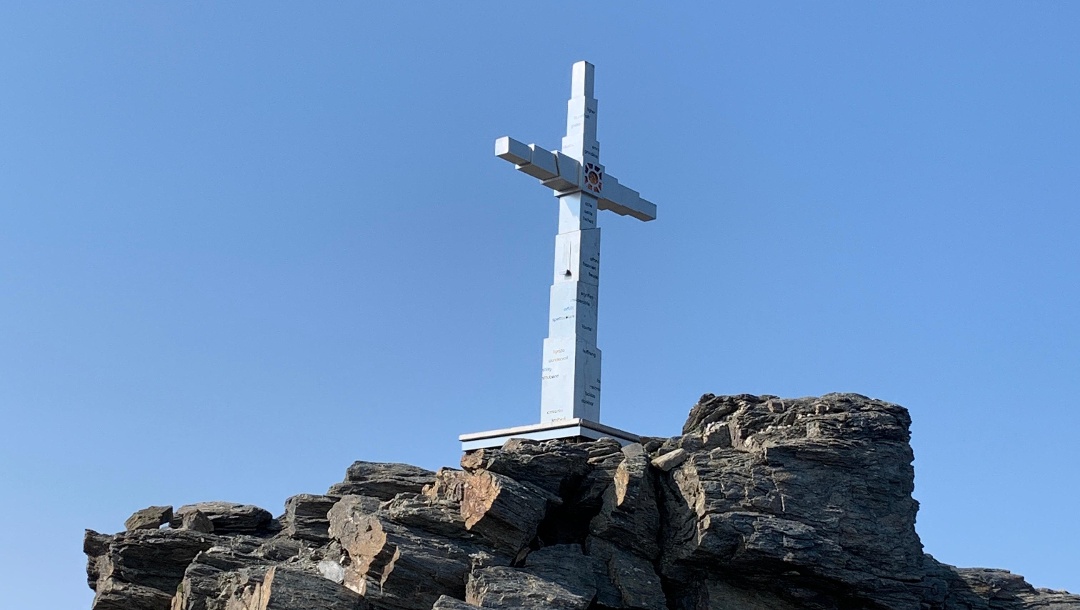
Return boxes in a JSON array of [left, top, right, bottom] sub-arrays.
[[495, 136, 657, 222]]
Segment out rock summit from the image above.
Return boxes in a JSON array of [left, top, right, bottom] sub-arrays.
[[84, 393, 1079, 610]]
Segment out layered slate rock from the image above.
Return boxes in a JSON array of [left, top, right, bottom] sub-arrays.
[[589, 442, 661, 559], [457, 470, 559, 554], [663, 393, 926, 609], [327, 461, 436, 499], [220, 565, 369, 610], [84, 528, 216, 610], [178, 509, 214, 533], [84, 394, 1080, 610], [431, 596, 482, 610], [172, 502, 273, 534], [460, 439, 591, 497], [124, 505, 173, 531], [327, 495, 481, 610], [466, 546, 598, 610], [282, 494, 338, 542], [586, 537, 666, 610]]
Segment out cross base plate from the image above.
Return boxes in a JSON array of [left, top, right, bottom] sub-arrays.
[[459, 418, 639, 452]]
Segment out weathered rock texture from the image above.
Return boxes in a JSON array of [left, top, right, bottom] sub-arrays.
[[85, 393, 1079, 610]]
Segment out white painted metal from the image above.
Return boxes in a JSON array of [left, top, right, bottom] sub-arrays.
[[459, 418, 639, 452], [494, 136, 531, 165], [461, 61, 657, 451]]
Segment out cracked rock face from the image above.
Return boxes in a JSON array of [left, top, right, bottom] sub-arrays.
[[663, 393, 925, 608], [84, 394, 1080, 610]]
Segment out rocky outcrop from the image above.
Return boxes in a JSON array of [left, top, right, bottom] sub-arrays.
[[282, 494, 337, 542], [662, 393, 925, 609], [84, 528, 215, 610], [327, 461, 436, 499], [125, 505, 173, 531], [171, 502, 273, 534], [84, 393, 1080, 610]]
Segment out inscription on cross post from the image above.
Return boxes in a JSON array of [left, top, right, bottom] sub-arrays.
[[460, 61, 657, 451]]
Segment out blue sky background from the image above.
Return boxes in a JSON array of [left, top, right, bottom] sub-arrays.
[[1, 3, 1077, 607]]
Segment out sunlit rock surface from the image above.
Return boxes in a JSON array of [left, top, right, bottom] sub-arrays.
[[85, 393, 1079, 610]]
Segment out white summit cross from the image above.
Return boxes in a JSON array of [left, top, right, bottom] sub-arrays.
[[460, 61, 656, 451]]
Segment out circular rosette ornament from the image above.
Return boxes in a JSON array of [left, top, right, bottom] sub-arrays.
[[583, 162, 603, 195]]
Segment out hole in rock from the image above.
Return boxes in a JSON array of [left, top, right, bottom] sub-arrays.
[[533, 493, 603, 549]]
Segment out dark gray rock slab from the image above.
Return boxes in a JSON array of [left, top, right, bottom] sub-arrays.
[[573, 439, 625, 509], [583, 438, 625, 463], [173, 562, 269, 610], [650, 447, 687, 472], [88, 579, 174, 610], [379, 492, 471, 539], [329, 498, 477, 610], [589, 443, 660, 560], [238, 566, 368, 610], [919, 559, 1080, 610], [458, 470, 559, 554], [425, 467, 556, 554], [466, 564, 594, 610], [328, 461, 435, 500], [661, 393, 925, 609], [282, 494, 337, 542], [461, 438, 591, 497], [84, 530, 111, 592], [431, 595, 482, 610], [183, 565, 367, 610], [330, 494, 382, 519], [171, 534, 348, 610], [586, 538, 666, 610], [522, 544, 597, 602], [84, 528, 216, 610], [124, 505, 173, 531], [179, 509, 214, 533], [173, 502, 272, 534]]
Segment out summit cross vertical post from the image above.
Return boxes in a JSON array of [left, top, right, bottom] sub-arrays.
[[459, 61, 657, 451]]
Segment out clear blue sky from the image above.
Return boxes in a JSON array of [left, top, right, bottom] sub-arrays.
[[1, 4, 1077, 607]]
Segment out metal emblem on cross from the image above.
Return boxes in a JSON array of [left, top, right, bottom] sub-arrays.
[[460, 61, 657, 451]]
